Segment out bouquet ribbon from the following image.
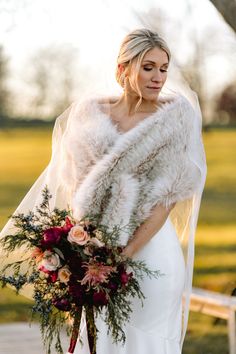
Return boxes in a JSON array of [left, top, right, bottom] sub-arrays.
[[67, 306, 97, 354]]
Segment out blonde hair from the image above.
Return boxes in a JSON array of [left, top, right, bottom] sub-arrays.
[[116, 29, 171, 110]]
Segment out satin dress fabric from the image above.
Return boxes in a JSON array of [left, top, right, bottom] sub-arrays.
[[74, 216, 185, 354]]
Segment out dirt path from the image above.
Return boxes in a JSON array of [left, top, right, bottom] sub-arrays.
[[0, 322, 68, 354]]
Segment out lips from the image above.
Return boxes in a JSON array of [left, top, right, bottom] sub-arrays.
[[147, 86, 161, 89]]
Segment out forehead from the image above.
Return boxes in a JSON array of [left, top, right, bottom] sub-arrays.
[[142, 47, 169, 65]]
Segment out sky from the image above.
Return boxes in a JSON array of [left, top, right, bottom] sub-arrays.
[[1, 0, 230, 64], [0, 0, 236, 116]]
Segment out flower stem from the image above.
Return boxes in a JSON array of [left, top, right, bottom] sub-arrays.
[[86, 305, 97, 354], [67, 307, 82, 353]]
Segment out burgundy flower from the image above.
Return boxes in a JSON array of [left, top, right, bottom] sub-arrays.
[[41, 218, 74, 248], [62, 217, 74, 234], [117, 263, 125, 273], [49, 271, 58, 283], [93, 290, 109, 306], [52, 298, 71, 311], [68, 282, 86, 306], [106, 280, 119, 292], [41, 227, 64, 247], [67, 256, 84, 278], [39, 265, 58, 283], [120, 270, 133, 286]]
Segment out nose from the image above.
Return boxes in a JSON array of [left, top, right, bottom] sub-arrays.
[[151, 69, 163, 82]]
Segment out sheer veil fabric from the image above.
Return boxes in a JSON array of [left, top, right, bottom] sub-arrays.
[[0, 30, 206, 350]]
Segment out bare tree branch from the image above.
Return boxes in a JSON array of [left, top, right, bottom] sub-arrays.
[[209, 0, 236, 32]]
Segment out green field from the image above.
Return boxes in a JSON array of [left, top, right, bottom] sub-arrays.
[[0, 128, 235, 353]]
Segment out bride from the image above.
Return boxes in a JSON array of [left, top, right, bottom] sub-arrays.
[[68, 28, 207, 354], [0, 28, 206, 354]]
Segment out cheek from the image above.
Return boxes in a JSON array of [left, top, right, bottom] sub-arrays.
[[163, 73, 168, 82], [138, 71, 150, 85]]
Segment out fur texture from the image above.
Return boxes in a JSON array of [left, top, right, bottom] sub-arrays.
[[60, 94, 201, 245]]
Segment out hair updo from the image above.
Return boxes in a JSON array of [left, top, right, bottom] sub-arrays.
[[115, 28, 171, 108]]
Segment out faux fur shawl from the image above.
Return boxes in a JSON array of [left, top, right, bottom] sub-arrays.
[[60, 94, 201, 245]]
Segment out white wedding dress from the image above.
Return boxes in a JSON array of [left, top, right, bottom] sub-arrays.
[[74, 216, 185, 354]]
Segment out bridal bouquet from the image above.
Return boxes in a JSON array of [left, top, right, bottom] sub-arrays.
[[0, 187, 160, 354]]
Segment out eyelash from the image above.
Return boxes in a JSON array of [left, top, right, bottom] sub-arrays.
[[144, 68, 168, 72]]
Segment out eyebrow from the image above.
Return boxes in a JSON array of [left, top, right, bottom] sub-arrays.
[[143, 60, 169, 66]]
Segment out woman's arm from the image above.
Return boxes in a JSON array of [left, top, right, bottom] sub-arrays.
[[122, 203, 176, 258]]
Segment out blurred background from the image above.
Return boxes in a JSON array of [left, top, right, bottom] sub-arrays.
[[0, 0, 235, 353]]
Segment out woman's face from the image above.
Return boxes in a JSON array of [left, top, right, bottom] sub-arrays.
[[133, 47, 169, 101]]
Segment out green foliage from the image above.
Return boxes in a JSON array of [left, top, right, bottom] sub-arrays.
[[0, 187, 74, 353]]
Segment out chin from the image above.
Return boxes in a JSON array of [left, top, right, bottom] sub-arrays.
[[142, 92, 160, 101]]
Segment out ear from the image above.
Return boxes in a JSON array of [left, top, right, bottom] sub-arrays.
[[118, 64, 125, 74], [118, 64, 130, 80]]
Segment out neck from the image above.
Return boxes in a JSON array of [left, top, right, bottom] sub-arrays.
[[113, 90, 159, 117]]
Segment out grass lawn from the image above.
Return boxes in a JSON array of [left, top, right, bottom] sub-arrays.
[[0, 127, 235, 353], [199, 130, 236, 225]]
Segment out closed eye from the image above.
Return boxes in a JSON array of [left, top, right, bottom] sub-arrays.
[[143, 67, 168, 72]]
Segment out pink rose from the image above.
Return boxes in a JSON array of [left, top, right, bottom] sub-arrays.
[[40, 250, 61, 271], [58, 266, 71, 284], [67, 225, 90, 245]]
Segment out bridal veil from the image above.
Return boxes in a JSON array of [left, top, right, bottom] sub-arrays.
[[0, 22, 207, 349]]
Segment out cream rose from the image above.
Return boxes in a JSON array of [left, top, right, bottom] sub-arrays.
[[58, 266, 71, 284], [67, 224, 90, 245], [41, 250, 61, 271]]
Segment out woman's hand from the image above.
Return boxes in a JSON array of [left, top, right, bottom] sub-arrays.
[[121, 244, 134, 259]]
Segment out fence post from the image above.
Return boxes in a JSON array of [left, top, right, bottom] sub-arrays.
[[228, 308, 236, 354]]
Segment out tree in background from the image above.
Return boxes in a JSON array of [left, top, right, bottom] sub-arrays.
[[0, 45, 10, 118], [28, 44, 79, 119], [215, 82, 236, 124]]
